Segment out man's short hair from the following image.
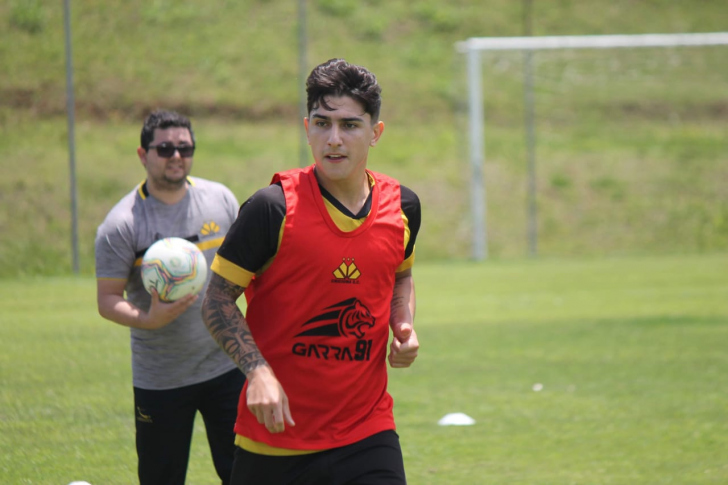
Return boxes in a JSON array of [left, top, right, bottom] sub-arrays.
[[306, 59, 382, 122], [140, 110, 195, 150]]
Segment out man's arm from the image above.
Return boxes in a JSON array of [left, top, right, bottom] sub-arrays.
[[96, 278, 195, 330], [199, 274, 264, 373], [388, 268, 419, 368], [201, 273, 295, 432]]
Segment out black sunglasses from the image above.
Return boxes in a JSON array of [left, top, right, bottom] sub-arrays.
[[147, 143, 195, 158]]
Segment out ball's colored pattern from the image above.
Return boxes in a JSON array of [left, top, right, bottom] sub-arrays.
[[141, 238, 208, 302]]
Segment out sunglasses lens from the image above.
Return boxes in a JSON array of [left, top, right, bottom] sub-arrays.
[[178, 146, 195, 157], [153, 144, 195, 158], [156, 145, 175, 157]]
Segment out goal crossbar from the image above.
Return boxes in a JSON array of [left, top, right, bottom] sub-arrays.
[[456, 32, 728, 52], [457, 32, 728, 261]]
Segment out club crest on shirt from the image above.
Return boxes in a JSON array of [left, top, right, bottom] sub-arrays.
[[201, 221, 220, 235], [331, 258, 361, 284]]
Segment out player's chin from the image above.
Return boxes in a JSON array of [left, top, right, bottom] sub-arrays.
[[320, 158, 351, 171], [163, 174, 188, 186]]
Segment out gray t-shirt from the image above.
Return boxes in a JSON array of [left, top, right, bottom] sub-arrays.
[[95, 176, 240, 390]]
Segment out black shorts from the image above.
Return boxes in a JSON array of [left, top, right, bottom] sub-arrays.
[[230, 429, 407, 485], [134, 368, 245, 485]]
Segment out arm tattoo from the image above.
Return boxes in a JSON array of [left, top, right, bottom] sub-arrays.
[[391, 278, 406, 314], [390, 272, 415, 324], [202, 274, 268, 375], [390, 276, 408, 322]]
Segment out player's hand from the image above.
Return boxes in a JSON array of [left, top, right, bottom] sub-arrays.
[[246, 364, 295, 433], [389, 322, 419, 368], [142, 288, 197, 329]]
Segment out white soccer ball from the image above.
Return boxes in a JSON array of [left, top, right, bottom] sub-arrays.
[[141, 237, 208, 302]]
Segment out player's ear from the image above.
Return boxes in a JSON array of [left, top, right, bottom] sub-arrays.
[[303, 118, 310, 142], [370, 121, 384, 147], [137, 147, 148, 167]]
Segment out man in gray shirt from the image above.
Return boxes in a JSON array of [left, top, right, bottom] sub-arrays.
[[95, 110, 244, 485]]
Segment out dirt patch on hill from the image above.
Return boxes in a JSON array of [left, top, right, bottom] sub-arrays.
[[0, 86, 298, 121]]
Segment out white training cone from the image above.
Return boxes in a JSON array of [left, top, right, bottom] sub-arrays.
[[438, 412, 475, 426]]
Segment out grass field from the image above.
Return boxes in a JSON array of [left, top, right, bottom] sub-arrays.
[[2, 253, 726, 484]]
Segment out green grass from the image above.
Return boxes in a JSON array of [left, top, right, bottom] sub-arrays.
[[398, 254, 728, 483], [2, 254, 727, 484]]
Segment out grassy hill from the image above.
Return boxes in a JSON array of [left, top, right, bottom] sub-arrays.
[[1, 0, 727, 276]]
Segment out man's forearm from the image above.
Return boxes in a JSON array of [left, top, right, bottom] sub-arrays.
[[390, 270, 415, 326], [201, 274, 268, 375]]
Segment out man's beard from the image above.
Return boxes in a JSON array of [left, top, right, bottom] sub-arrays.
[[157, 173, 188, 191]]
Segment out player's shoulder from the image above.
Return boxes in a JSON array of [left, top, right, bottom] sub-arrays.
[[370, 170, 420, 213], [371, 171, 419, 201], [399, 184, 421, 231], [189, 176, 234, 196], [241, 183, 285, 213], [96, 185, 141, 237], [101, 185, 141, 222], [188, 176, 239, 208], [188, 175, 223, 188], [399, 184, 420, 206]]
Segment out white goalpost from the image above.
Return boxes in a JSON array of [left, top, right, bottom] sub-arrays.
[[455, 32, 728, 261]]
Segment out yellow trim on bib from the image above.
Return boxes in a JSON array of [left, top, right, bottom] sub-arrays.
[[234, 434, 323, 456]]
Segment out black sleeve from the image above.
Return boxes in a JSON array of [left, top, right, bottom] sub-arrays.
[[400, 185, 421, 260], [217, 183, 285, 273]]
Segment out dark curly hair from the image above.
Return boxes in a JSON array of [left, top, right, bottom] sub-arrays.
[[306, 59, 382, 122]]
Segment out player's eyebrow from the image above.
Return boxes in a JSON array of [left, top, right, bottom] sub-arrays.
[[311, 113, 365, 123]]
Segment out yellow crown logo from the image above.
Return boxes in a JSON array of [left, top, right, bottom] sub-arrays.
[[333, 258, 360, 280], [201, 221, 220, 235]]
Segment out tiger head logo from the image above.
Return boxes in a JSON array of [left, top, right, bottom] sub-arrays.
[[338, 300, 376, 339]]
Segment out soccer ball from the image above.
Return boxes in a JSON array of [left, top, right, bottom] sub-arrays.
[[141, 237, 208, 302]]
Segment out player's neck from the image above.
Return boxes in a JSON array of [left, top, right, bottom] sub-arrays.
[[315, 170, 370, 215], [146, 179, 189, 205]]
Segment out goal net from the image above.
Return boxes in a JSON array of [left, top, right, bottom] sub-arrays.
[[456, 33, 728, 260]]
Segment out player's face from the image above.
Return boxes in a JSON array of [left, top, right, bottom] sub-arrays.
[[305, 95, 383, 185], [140, 127, 194, 190]]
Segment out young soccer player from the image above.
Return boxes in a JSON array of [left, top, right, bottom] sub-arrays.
[[202, 59, 422, 484]]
